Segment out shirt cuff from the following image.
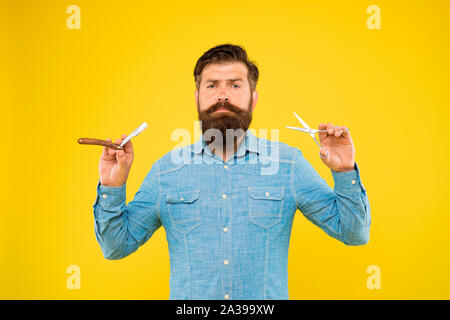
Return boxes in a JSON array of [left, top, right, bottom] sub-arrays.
[[93, 180, 126, 209], [331, 162, 367, 193]]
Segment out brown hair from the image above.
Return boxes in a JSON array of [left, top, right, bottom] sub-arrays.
[[194, 44, 259, 92]]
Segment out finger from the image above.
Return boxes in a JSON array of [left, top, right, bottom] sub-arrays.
[[334, 126, 342, 137], [107, 137, 116, 156], [121, 134, 134, 154], [318, 123, 327, 140], [102, 138, 114, 159], [113, 137, 126, 164], [326, 123, 334, 136], [115, 148, 125, 162], [341, 126, 350, 137], [114, 138, 124, 155], [102, 138, 109, 156]]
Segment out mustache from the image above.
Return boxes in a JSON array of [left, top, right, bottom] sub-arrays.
[[204, 101, 243, 115], [198, 99, 253, 140]]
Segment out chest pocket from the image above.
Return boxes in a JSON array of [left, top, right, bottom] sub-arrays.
[[166, 190, 201, 235], [248, 186, 285, 229]]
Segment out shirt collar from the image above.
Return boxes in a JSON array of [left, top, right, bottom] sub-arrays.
[[193, 129, 259, 156]]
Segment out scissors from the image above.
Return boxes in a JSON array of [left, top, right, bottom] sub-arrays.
[[286, 112, 327, 148]]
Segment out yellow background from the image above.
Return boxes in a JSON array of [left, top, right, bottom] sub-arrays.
[[1, 0, 449, 299]]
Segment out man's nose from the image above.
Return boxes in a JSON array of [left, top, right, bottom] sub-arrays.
[[218, 88, 230, 101]]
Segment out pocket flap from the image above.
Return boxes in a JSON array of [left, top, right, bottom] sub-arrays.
[[166, 190, 200, 204], [248, 186, 285, 200]]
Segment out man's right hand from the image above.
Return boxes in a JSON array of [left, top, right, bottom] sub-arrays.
[[99, 134, 134, 187]]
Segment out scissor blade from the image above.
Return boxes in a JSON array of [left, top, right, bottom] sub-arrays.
[[286, 126, 312, 133], [293, 112, 310, 129], [312, 136, 321, 148]]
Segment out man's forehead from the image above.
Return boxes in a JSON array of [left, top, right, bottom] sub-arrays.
[[201, 62, 247, 81]]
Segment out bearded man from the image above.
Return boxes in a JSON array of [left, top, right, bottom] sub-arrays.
[[93, 44, 371, 300]]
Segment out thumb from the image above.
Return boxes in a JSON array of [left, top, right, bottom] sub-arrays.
[[319, 147, 330, 162], [115, 149, 127, 167]]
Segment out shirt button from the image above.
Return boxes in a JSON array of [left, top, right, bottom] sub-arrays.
[[180, 197, 184, 201], [224, 260, 229, 265], [265, 192, 270, 197], [351, 180, 356, 185], [223, 227, 228, 232], [224, 294, 229, 299], [224, 165, 228, 169], [102, 194, 107, 199], [222, 194, 227, 199]]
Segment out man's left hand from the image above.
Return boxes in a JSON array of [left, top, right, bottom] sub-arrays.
[[318, 123, 355, 172]]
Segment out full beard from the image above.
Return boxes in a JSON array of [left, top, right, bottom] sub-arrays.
[[197, 98, 253, 152]]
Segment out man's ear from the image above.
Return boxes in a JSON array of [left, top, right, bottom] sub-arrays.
[[195, 89, 198, 102], [251, 90, 258, 112]]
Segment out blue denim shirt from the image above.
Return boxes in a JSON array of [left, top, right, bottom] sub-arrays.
[[93, 130, 370, 300]]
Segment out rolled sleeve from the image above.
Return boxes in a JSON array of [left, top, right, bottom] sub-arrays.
[[331, 162, 367, 194], [94, 181, 126, 211], [291, 149, 371, 246], [92, 160, 162, 260]]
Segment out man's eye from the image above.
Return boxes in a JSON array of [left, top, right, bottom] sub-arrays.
[[232, 84, 240, 88], [207, 84, 215, 88]]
